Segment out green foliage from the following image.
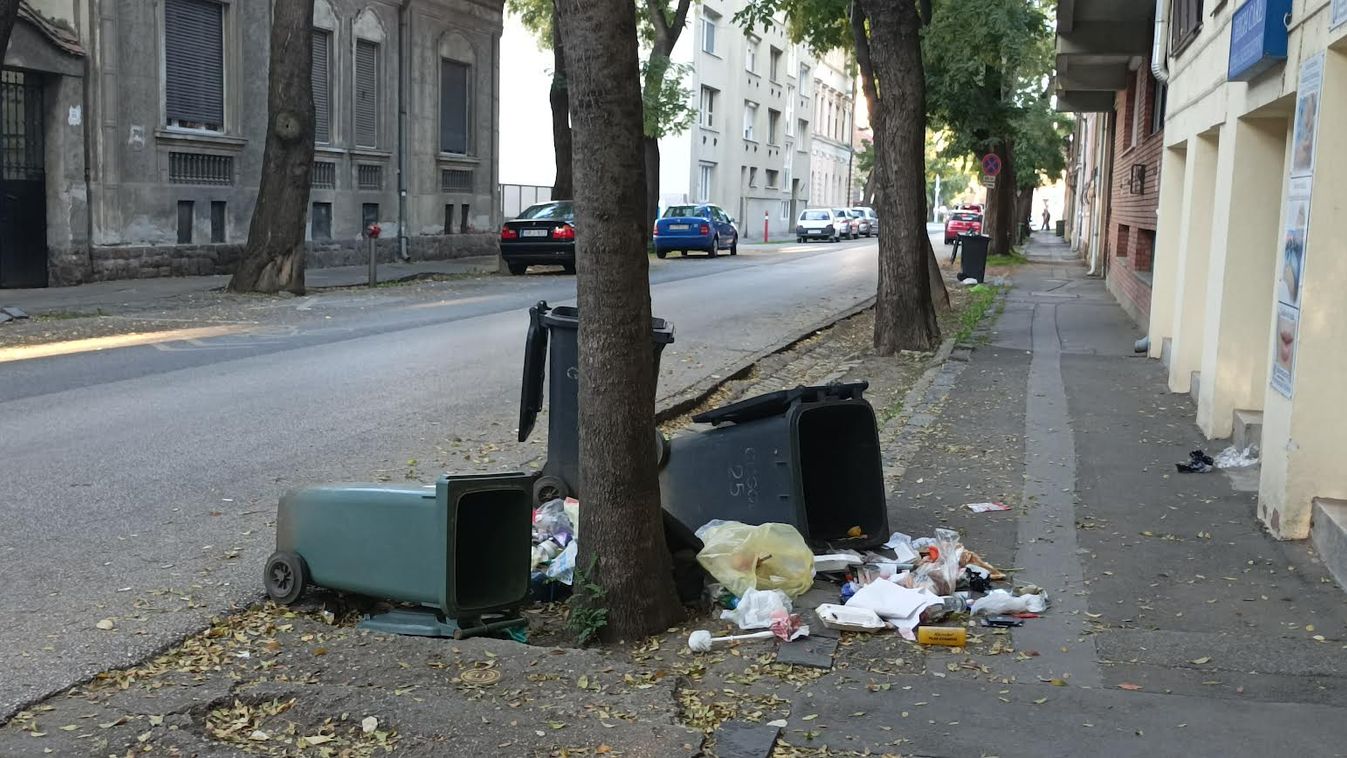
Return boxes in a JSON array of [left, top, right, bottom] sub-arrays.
[[1012, 101, 1073, 191], [926, 130, 976, 206], [955, 284, 1000, 343], [643, 58, 697, 139], [567, 556, 609, 646], [734, 0, 851, 55], [506, 0, 554, 49]]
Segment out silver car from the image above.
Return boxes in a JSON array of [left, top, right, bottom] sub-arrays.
[[849, 207, 878, 237]]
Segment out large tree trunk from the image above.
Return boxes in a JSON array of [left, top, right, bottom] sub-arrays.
[[555, 0, 682, 641], [857, 0, 939, 354], [0, 0, 21, 62], [984, 140, 1017, 256], [643, 135, 659, 237], [549, 2, 573, 199], [228, 0, 316, 294]]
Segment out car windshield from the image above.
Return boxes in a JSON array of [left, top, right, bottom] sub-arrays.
[[518, 202, 573, 220], [801, 210, 831, 221], [664, 206, 700, 218]]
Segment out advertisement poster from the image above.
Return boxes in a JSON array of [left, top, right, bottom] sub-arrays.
[[1271, 303, 1299, 398], [1276, 181, 1312, 308], [1290, 54, 1324, 178]]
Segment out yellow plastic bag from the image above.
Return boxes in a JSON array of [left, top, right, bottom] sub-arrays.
[[695, 520, 816, 598]]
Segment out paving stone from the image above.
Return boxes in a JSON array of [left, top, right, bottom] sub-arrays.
[[774, 635, 838, 669], [713, 720, 780, 758]]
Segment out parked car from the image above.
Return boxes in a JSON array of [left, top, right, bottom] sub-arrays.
[[834, 209, 862, 239], [796, 208, 844, 242], [652, 204, 739, 258], [943, 210, 983, 244], [500, 201, 576, 275], [848, 207, 877, 237]]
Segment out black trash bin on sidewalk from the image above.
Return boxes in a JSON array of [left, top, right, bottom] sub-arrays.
[[660, 383, 890, 547], [956, 232, 990, 283], [517, 301, 674, 504]]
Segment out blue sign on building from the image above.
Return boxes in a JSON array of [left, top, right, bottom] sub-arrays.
[[1229, 0, 1292, 81]]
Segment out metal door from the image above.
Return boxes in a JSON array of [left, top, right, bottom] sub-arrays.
[[0, 69, 48, 288]]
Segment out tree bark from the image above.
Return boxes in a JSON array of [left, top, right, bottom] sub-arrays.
[[228, 0, 316, 294], [555, 0, 682, 641], [0, 0, 20, 63], [549, 1, 573, 199], [984, 140, 1017, 256], [857, 0, 939, 354], [926, 235, 950, 311], [643, 135, 659, 235]]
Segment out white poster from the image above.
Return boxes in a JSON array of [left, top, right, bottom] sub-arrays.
[[1334, 0, 1347, 29], [1290, 54, 1324, 178], [1271, 303, 1299, 399], [1275, 177, 1313, 309]]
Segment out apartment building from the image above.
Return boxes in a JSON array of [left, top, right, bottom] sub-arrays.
[[0, 0, 502, 288]]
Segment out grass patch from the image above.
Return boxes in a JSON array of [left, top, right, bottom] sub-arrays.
[[954, 284, 1000, 344], [987, 251, 1028, 267], [35, 308, 106, 321]]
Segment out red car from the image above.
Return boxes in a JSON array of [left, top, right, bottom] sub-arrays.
[[943, 210, 983, 244]]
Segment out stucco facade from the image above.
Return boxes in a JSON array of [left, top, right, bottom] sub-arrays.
[[0, 0, 503, 288]]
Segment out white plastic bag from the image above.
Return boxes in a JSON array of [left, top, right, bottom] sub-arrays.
[[544, 541, 577, 585], [844, 580, 943, 620], [970, 588, 1048, 616], [815, 604, 887, 632], [720, 588, 792, 630]]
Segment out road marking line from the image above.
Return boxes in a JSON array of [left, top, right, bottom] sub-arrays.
[[0, 325, 246, 364]]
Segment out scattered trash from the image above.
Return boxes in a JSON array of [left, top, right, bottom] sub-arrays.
[[532, 497, 582, 592], [720, 588, 792, 630], [971, 589, 1048, 616], [910, 529, 963, 594], [916, 626, 967, 647], [95, 618, 116, 631], [688, 628, 777, 652], [839, 576, 861, 603], [981, 615, 1024, 628], [544, 540, 577, 585], [815, 604, 887, 632], [1176, 449, 1215, 473], [814, 552, 864, 572], [695, 520, 815, 598], [846, 525, 864, 538], [961, 277, 979, 285], [963, 566, 992, 593], [769, 610, 809, 641], [964, 501, 1011, 513], [361, 717, 378, 734], [1214, 445, 1260, 469], [882, 532, 920, 563]]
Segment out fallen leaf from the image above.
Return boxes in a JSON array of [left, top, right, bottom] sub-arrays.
[[597, 746, 613, 754], [1189, 656, 1211, 665], [148, 715, 163, 726], [1118, 683, 1143, 691], [249, 730, 270, 741], [304, 734, 336, 746], [1033, 698, 1047, 705], [361, 717, 378, 734], [577, 675, 589, 689], [58, 726, 78, 732], [95, 619, 115, 631]]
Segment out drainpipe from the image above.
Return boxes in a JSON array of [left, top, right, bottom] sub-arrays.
[[397, 0, 411, 261], [1086, 117, 1107, 276], [1151, 0, 1170, 83], [82, 0, 96, 279]]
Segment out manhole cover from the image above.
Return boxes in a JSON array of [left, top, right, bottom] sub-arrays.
[[460, 668, 501, 686]]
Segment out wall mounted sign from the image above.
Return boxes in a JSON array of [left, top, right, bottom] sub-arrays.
[[1228, 0, 1292, 82]]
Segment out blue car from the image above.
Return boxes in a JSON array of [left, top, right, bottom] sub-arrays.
[[652, 204, 739, 259]]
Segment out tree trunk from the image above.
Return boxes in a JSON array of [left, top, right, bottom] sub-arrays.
[[1016, 185, 1035, 242], [0, 0, 20, 62], [926, 235, 950, 311], [549, 2, 573, 199], [555, 0, 682, 641], [858, 0, 939, 354], [643, 135, 659, 237], [984, 140, 1017, 256], [228, 0, 316, 294]]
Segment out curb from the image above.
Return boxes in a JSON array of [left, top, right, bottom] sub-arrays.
[[654, 295, 878, 424]]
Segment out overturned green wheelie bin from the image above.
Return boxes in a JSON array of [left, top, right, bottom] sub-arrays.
[[264, 472, 535, 638]]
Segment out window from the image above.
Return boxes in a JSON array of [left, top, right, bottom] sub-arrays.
[[176, 200, 194, 244], [746, 36, 758, 73], [312, 160, 336, 189], [441, 168, 473, 192], [169, 152, 232, 185], [361, 202, 379, 232], [1151, 81, 1167, 135], [210, 201, 226, 242], [743, 101, 757, 140], [779, 201, 788, 220], [312, 202, 332, 240], [797, 119, 808, 143], [1116, 224, 1131, 258], [357, 163, 383, 190], [698, 163, 713, 201], [798, 63, 809, 85], [165, 0, 225, 131], [786, 87, 795, 135], [784, 150, 792, 191], [459, 204, 471, 233], [701, 10, 719, 54], [440, 59, 470, 154], [700, 86, 718, 129], [1170, 0, 1204, 53], [444, 204, 455, 234], [765, 168, 779, 188], [768, 109, 781, 144], [769, 47, 782, 81], [312, 29, 332, 143], [355, 40, 380, 148], [1122, 82, 1136, 148], [749, 167, 758, 187]]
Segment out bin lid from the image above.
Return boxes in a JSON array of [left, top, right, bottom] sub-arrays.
[[692, 382, 870, 426], [543, 305, 676, 345], [517, 301, 551, 442]]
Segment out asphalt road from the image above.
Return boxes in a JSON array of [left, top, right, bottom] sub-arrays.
[[0, 238, 882, 720]]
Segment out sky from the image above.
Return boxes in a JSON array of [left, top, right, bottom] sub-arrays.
[[499, 16, 557, 187]]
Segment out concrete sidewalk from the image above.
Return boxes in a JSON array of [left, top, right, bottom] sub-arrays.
[[0, 256, 499, 316]]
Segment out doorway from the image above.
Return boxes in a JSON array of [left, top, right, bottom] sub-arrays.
[[0, 69, 48, 288]]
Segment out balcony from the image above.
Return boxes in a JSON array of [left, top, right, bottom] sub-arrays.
[[1055, 0, 1155, 112]]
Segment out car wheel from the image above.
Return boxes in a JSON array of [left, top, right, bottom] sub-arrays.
[[507, 263, 528, 275], [944, 237, 953, 245], [830, 234, 839, 243], [708, 237, 719, 257], [655, 249, 668, 259], [729, 236, 738, 256]]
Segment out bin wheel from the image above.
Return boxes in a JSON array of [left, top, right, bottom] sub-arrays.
[[534, 475, 570, 504], [264, 551, 308, 605]]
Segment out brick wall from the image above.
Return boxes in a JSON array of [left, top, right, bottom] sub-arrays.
[[1106, 61, 1165, 324]]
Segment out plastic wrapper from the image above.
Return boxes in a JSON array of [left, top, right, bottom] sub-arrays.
[[534, 498, 574, 543], [815, 603, 887, 632], [695, 520, 816, 598], [720, 588, 792, 630], [910, 528, 963, 595], [970, 588, 1048, 616], [544, 541, 577, 585]]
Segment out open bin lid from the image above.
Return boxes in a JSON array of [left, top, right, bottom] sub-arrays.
[[692, 382, 870, 426], [518, 302, 551, 442]]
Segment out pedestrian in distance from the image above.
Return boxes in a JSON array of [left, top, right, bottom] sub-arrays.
[[1040, 203, 1051, 231]]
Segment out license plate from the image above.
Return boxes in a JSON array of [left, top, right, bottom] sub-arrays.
[[668, 224, 689, 231], [520, 229, 548, 237]]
